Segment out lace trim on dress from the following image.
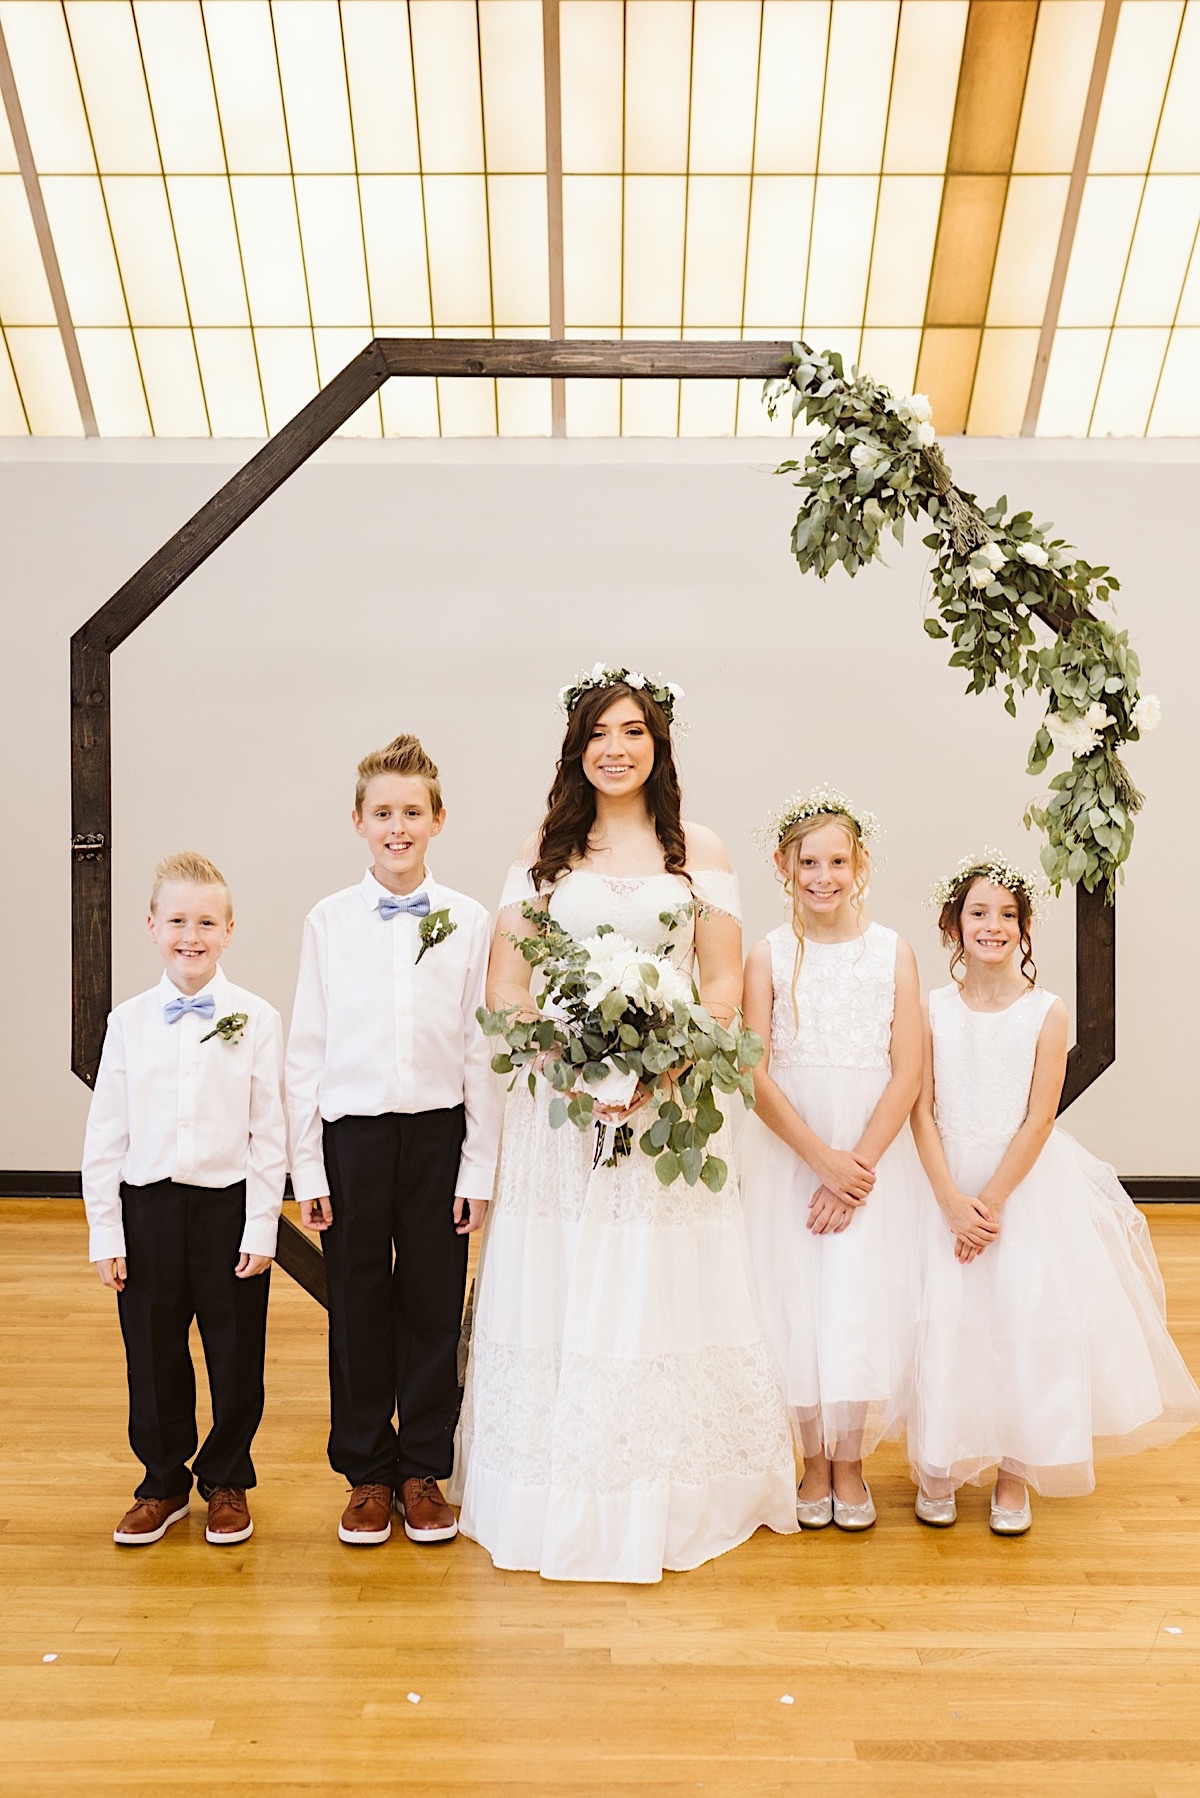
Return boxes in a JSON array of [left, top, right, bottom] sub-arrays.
[[690, 867, 742, 924], [497, 861, 741, 921], [497, 861, 540, 915]]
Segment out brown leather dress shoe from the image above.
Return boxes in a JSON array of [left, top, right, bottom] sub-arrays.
[[112, 1494, 190, 1546], [338, 1483, 393, 1545], [397, 1476, 458, 1543], [205, 1486, 253, 1545]]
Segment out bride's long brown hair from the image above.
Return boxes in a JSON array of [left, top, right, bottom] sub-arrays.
[[530, 681, 688, 891]]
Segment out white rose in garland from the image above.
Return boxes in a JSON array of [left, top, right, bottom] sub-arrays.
[[1132, 693, 1161, 734]]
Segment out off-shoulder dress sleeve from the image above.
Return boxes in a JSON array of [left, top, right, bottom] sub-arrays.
[[497, 860, 540, 916], [690, 867, 743, 923]]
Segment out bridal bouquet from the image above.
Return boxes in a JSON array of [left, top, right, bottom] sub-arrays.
[[478, 906, 763, 1191]]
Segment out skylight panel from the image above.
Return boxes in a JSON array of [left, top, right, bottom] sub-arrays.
[[133, 0, 225, 174], [134, 326, 209, 434], [0, 95, 17, 172], [341, 0, 420, 172], [985, 175, 1070, 326], [913, 326, 980, 434], [819, 1, 897, 174], [0, 332, 28, 430], [194, 325, 266, 434], [360, 176, 430, 325], [804, 175, 878, 326], [423, 175, 492, 325], [1090, 0, 1182, 174], [624, 0, 692, 174], [883, 1, 966, 174], [39, 176, 127, 324], [488, 174, 548, 326], [497, 372, 552, 435], [621, 375, 680, 435], [623, 175, 686, 328], [436, 371, 498, 436], [480, 0, 545, 172], [1091, 326, 1169, 434], [410, 0, 485, 172], [683, 176, 750, 328], [5, 325, 84, 432], [380, 338, 440, 434], [688, 1, 760, 175], [1012, 0, 1103, 174], [1152, 0, 1200, 170], [103, 176, 189, 326], [1037, 326, 1107, 433], [754, 1, 827, 174], [64, 0, 159, 172], [967, 327, 1039, 434], [296, 175, 371, 325], [167, 176, 251, 324], [858, 326, 920, 396], [864, 175, 942, 326], [1116, 174, 1200, 324], [563, 174, 621, 325], [204, 0, 291, 173], [1148, 328, 1200, 432], [231, 176, 310, 324], [565, 370, 620, 435], [273, 0, 355, 173], [1058, 176, 1143, 325], [742, 176, 812, 331], [560, 0, 623, 173], [1178, 234, 1200, 322], [0, 0, 94, 172], [254, 325, 318, 433], [77, 327, 150, 433], [0, 174, 54, 322]]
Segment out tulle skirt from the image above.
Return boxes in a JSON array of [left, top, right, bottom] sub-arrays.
[[910, 1127, 1200, 1495], [740, 1065, 923, 1462], [451, 1082, 799, 1583]]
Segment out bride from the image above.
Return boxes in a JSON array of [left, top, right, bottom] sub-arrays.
[[453, 667, 797, 1581]]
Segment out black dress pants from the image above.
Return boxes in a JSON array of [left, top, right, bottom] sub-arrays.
[[117, 1180, 269, 1499], [321, 1108, 468, 1486]]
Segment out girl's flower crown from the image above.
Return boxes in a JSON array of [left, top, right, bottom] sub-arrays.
[[753, 784, 880, 854], [557, 663, 684, 724], [928, 849, 1048, 920]]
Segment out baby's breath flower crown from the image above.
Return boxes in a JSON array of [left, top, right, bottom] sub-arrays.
[[928, 849, 1048, 923], [753, 784, 880, 855], [558, 663, 684, 725]]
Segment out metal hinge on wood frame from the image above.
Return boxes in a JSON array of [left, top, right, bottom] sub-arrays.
[[71, 833, 106, 859]]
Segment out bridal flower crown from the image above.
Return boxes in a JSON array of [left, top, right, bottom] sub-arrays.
[[558, 664, 684, 724], [929, 849, 1048, 920], [754, 784, 880, 853]]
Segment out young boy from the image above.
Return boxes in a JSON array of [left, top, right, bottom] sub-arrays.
[[287, 734, 499, 1546], [82, 852, 286, 1548]]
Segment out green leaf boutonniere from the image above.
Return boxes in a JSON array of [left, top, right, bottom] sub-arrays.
[[417, 908, 456, 964], [201, 1011, 249, 1046]]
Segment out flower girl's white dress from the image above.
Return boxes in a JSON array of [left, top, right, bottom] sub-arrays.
[[452, 866, 798, 1583], [912, 984, 1200, 1494], [740, 922, 924, 1459]]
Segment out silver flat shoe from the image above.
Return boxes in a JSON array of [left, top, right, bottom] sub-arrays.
[[915, 1489, 957, 1528], [832, 1480, 876, 1531], [795, 1486, 834, 1529], [989, 1488, 1032, 1536]]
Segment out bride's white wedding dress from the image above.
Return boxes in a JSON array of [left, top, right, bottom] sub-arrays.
[[452, 865, 798, 1582]]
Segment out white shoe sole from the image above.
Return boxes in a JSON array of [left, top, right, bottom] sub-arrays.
[[338, 1519, 392, 1545], [401, 1515, 458, 1543], [113, 1500, 190, 1546], [206, 1518, 254, 1545]]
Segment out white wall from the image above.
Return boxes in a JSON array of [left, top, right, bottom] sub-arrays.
[[1, 433, 1194, 1175]]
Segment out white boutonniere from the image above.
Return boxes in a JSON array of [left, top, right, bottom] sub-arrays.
[[201, 1012, 249, 1046], [417, 909, 456, 963]]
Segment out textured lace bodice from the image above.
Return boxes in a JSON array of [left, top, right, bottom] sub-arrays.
[[498, 863, 741, 974], [767, 921, 897, 1072], [929, 983, 1059, 1145]]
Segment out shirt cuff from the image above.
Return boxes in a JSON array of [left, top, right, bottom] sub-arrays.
[[89, 1223, 127, 1262], [454, 1157, 496, 1203], [289, 1160, 331, 1203], [239, 1216, 280, 1258]]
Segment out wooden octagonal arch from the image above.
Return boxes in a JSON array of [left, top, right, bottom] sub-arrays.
[[70, 338, 1116, 1302]]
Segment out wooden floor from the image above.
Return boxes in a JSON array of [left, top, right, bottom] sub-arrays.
[[2, 1200, 1199, 1797]]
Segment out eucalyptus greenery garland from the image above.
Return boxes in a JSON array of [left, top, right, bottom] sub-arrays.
[[764, 343, 1158, 900]]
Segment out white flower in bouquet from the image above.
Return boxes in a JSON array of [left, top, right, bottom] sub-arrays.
[[967, 536, 1008, 588], [979, 539, 1007, 570], [913, 421, 936, 448], [967, 561, 995, 589], [897, 392, 933, 424], [1016, 540, 1049, 567], [850, 441, 883, 471], [1131, 692, 1161, 734], [1045, 702, 1114, 758], [580, 934, 691, 1012]]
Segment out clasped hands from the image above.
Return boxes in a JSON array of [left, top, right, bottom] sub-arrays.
[[806, 1147, 876, 1235], [940, 1187, 1001, 1263]]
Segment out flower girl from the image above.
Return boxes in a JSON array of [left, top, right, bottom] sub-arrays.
[[741, 789, 925, 1530], [909, 853, 1200, 1534]]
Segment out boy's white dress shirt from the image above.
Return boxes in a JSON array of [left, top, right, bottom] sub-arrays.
[[286, 869, 500, 1205], [81, 968, 287, 1263]]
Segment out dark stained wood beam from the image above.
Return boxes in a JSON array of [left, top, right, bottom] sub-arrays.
[[376, 338, 796, 379]]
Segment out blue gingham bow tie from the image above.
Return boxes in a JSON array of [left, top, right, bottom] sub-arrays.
[[378, 891, 431, 921], [163, 992, 216, 1024]]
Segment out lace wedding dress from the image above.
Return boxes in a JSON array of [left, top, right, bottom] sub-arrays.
[[910, 984, 1200, 1495], [740, 921, 924, 1460], [452, 866, 798, 1582]]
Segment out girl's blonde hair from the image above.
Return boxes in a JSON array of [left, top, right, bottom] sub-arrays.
[[149, 851, 232, 919], [776, 811, 871, 1022]]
